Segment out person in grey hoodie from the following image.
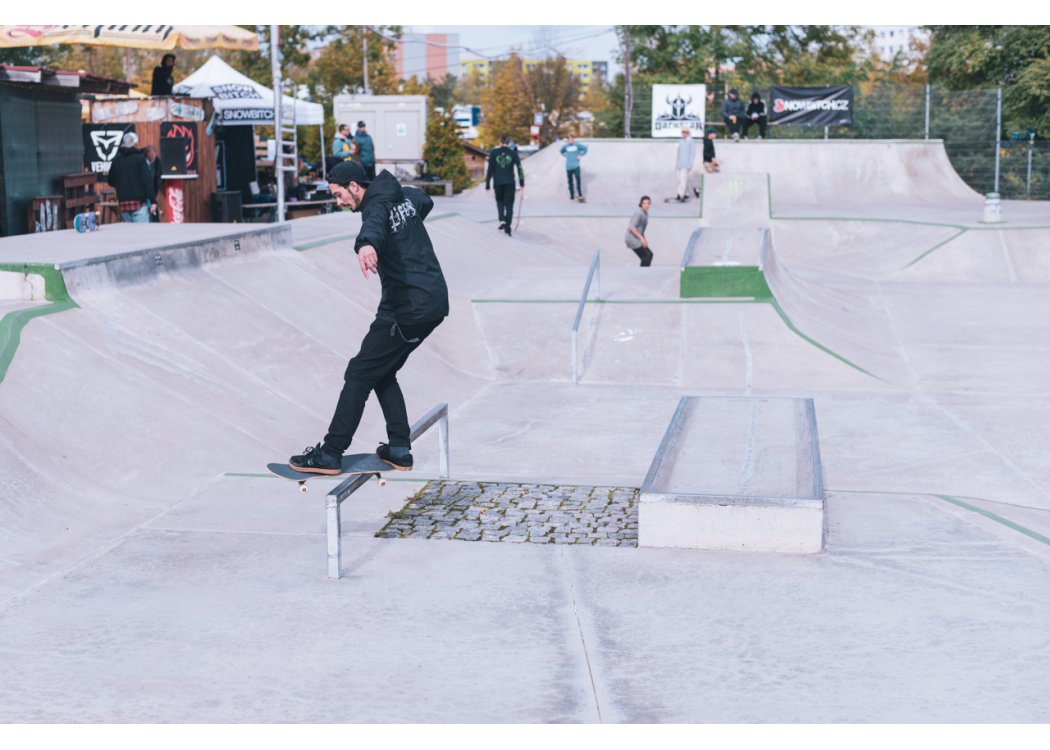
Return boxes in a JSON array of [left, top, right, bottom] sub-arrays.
[[354, 121, 376, 180], [722, 88, 746, 140], [675, 128, 696, 202]]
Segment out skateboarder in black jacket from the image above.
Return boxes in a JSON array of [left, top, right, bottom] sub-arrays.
[[290, 160, 449, 474], [485, 135, 524, 236]]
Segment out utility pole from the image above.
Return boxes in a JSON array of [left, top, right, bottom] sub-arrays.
[[270, 24, 285, 222], [363, 30, 371, 95], [621, 26, 633, 139]]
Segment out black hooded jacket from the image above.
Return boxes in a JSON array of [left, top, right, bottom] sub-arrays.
[[107, 146, 155, 203], [354, 170, 449, 325]]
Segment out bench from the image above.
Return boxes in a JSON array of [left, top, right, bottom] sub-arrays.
[[639, 396, 825, 553]]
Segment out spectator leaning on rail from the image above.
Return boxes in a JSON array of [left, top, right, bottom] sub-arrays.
[[722, 88, 746, 141], [106, 132, 156, 223], [559, 134, 589, 202], [485, 134, 525, 236], [287, 160, 449, 475], [743, 91, 768, 140]]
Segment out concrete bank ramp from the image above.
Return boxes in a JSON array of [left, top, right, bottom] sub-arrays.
[[478, 138, 982, 210]]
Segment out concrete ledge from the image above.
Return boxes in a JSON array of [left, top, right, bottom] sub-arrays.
[[638, 396, 825, 554]]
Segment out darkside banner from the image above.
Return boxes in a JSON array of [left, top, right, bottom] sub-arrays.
[[769, 85, 853, 127]]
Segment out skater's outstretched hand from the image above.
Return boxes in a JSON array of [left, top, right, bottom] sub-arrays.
[[358, 245, 378, 278]]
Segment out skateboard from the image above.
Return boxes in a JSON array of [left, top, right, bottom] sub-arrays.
[[576, 196, 587, 203], [73, 211, 98, 232], [664, 196, 691, 203], [267, 452, 391, 494], [514, 187, 524, 231]]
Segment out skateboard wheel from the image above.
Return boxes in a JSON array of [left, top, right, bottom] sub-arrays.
[[298, 482, 309, 494], [377, 477, 387, 487]]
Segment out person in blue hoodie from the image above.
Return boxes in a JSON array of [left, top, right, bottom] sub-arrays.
[[353, 121, 376, 181], [559, 134, 589, 202]]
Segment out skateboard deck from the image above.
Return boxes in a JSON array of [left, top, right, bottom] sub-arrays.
[[514, 187, 524, 230], [664, 196, 691, 203], [576, 195, 586, 203], [267, 452, 391, 493]]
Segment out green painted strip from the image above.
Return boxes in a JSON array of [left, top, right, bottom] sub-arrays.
[[829, 488, 1050, 514], [680, 265, 773, 300], [0, 263, 72, 302], [0, 300, 78, 384], [470, 298, 764, 305], [904, 228, 969, 268], [293, 233, 357, 252], [935, 494, 1050, 548], [768, 299, 883, 380]]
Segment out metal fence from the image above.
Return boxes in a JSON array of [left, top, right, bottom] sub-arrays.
[[614, 82, 1049, 200]]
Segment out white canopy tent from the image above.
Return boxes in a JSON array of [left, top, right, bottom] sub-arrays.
[[174, 54, 328, 201], [174, 54, 323, 126]]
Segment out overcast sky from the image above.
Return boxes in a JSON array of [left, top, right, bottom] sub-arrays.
[[409, 25, 621, 68]]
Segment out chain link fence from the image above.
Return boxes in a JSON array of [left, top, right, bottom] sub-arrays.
[[611, 82, 1048, 200]]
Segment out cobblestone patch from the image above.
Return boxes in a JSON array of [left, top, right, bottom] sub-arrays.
[[376, 481, 639, 547]]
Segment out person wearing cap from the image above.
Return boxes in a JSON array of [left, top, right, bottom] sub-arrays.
[[743, 91, 768, 140], [353, 121, 376, 181], [106, 132, 156, 223], [674, 128, 696, 202], [485, 134, 525, 236], [722, 88, 746, 141], [287, 160, 449, 476]]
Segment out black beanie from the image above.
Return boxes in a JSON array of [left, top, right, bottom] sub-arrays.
[[328, 160, 369, 186]]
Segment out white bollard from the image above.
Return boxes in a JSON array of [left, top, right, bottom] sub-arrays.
[[982, 192, 1003, 224]]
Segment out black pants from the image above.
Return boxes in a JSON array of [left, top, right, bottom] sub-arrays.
[[323, 317, 442, 455], [742, 116, 767, 138], [566, 168, 581, 198], [724, 116, 741, 136], [630, 245, 653, 267], [494, 184, 515, 225], [363, 162, 376, 181]]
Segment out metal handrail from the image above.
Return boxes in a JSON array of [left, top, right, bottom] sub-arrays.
[[326, 402, 450, 579], [571, 249, 601, 384]]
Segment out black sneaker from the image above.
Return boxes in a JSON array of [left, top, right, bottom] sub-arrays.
[[497, 221, 506, 232], [504, 223, 512, 237], [377, 443, 413, 471], [289, 443, 342, 475]]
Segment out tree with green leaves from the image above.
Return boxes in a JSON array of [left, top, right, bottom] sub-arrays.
[[926, 25, 1050, 137], [422, 109, 471, 193], [525, 56, 582, 143]]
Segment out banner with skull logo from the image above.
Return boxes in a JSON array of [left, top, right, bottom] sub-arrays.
[[651, 84, 706, 138]]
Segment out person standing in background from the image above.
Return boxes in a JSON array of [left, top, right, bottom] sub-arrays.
[[675, 128, 696, 202], [150, 54, 175, 96], [354, 121, 376, 181], [559, 134, 589, 202]]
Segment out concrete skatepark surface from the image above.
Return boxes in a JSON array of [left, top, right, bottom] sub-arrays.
[[1, 139, 1050, 723]]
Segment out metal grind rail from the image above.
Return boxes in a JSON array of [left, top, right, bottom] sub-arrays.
[[571, 249, 601, 384], [326, 402, 450, 579]]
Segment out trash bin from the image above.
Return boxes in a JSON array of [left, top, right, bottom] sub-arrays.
[[212, 191, 242, 223]]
